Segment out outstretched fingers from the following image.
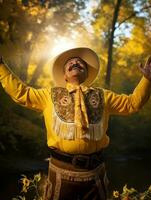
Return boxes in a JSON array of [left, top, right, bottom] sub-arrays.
[[145, 56, 151, 68]]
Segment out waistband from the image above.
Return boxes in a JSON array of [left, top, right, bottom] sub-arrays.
[[49, 160, 105, 182], [48, 147, 105, 170]]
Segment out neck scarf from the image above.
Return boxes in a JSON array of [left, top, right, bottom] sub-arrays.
[[66, 82, 89, 134]]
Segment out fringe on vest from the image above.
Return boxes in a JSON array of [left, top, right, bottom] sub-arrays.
[[52, 108, 104, 141]]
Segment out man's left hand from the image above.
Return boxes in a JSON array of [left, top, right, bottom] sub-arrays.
[[139, 56, 151, 81]]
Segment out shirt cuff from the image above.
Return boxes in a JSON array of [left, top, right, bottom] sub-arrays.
[[142, 75, 151, 83]]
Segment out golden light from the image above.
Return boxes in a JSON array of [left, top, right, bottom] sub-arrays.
[[51, 37, 76, 57]]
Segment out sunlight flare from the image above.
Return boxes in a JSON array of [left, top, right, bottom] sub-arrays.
[[51, 37, 76, 56]]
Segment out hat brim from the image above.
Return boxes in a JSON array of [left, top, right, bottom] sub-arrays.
[[51, 47, 100, 87]]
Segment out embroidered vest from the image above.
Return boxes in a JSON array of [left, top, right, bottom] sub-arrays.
[[51, 87, 104, 141]]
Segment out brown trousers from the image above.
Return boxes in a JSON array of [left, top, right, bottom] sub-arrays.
[[43, 158, 108, 200]]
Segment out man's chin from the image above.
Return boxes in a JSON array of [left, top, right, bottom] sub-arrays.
[[70, 68, 81, 73], [70, 71, 81, 77]]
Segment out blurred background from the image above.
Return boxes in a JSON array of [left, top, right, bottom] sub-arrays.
[[0, 0, 151, 199]]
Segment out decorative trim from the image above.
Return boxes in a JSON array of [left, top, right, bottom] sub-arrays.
[[50, 162, 105, 182], [52, 108, 104, 141], [51, 87, 104, 124], [51, 87, 105, 141], [53, 172, 61, 200], [51, 87, 75, 123]]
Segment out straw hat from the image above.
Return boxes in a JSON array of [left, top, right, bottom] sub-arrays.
[[52, 47, 100, 86]]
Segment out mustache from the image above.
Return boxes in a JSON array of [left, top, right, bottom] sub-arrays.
[[69, 64, 83, 71]]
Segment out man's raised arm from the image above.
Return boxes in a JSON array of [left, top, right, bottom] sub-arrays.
[[104, 57, 151, 115], [0, 56, 50, 112]]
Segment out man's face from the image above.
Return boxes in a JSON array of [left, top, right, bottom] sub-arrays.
[[63, 57, 88, 84]]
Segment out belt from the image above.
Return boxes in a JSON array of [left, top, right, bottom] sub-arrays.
[[48, 147, 105, 169]]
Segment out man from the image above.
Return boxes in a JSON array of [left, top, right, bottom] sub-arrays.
[[0, 47, 151, 200]]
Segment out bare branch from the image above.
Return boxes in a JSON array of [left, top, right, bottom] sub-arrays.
[[117, 5, 151, 28]]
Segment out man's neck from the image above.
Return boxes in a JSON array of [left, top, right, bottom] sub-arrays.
[[67, 80, 81, 86]]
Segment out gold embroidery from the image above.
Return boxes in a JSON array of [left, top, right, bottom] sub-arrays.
[[51, 87, 105, 140], [51, 87, 75, 123], [51, 87, 104, 124], [85, 89, 104, 124]]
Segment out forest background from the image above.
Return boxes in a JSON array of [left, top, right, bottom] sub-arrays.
[[0, 0, 151, 197]]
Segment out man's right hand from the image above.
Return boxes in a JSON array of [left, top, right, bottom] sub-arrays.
[[139, 56, 151, 82]]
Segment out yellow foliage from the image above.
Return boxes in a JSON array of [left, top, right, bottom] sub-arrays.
[[37, 75, 51, 87], [26, 32, 33, 42], [27, 63, 37, 80], [117, 59, 127, 67], [117, 25, 150, 61], [16, 0, 22, 5], [103, 4, 113, 14], [36, 63, 52, 87], [28, 6, 40, 16], [131, 26, 145, 40], [118, 2, 133, 22], [0, 20, 9, 32], [124, 40, 144, 55], [46, 9, 54, 18]]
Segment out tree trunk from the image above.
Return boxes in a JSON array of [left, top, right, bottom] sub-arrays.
[[105, 0, 122, 88]]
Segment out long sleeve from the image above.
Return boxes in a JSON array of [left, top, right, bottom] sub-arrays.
[[103, 77, 151, 115], [0, 63, 50, 112]]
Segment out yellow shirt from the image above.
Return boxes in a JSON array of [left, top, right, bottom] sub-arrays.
[[0, 63, 151, 154]]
